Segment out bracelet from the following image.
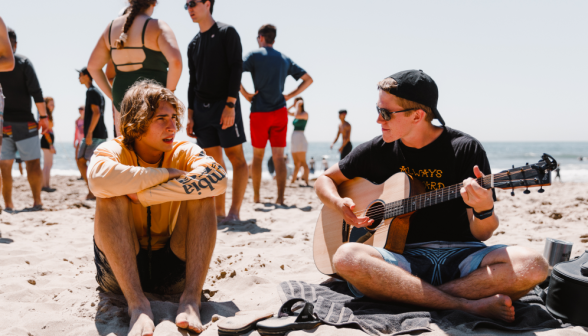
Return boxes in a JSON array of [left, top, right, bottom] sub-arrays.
[[473, 206, 494, 220], [39, 115, 48, 119]]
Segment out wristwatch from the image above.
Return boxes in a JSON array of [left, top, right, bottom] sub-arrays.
[[225, 102, 235, 108]]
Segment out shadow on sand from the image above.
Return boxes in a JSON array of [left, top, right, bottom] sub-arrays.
[[253, 203, 312, 213], [217, 218, 270, 234], [95, 290, 239, 335]]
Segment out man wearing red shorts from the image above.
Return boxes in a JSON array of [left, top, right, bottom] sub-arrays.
[[240, 24, 313, 204]]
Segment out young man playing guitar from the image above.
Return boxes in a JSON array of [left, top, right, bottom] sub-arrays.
[[315, 70, 549, 322]]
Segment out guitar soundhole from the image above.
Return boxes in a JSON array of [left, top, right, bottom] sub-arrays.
[[366, 201, 385, 231]]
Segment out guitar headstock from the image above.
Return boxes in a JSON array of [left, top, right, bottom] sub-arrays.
[[483, 153, 557, 193]]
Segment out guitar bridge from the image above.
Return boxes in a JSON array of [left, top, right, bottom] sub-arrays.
[[342, 220, 349, 243]]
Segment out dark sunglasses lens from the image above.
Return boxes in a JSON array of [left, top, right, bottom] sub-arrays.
[[377, 107, 390, 121], [184, 1, 195, 9]]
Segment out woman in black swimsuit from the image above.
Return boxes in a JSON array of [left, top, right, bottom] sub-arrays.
[[41, 97, 56, 192], [88, 0, 182, 131]]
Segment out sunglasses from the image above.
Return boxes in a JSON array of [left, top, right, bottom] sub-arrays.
[[376, 105, 417, 121], [78, 108, 84, 110], [184, 0, 204, 10]]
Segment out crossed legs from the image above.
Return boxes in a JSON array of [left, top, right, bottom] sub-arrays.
[[94, 196, 217, 335], [252, 146, 287, 205], [332, 243, 549, 322], [204, 144, 247, 221]]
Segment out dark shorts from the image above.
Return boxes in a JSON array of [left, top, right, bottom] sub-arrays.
[[348, 241, 507, 298], [94, 238, 186, 295], [341, 142, 352, 160], [41, 132, 54, 149], [77, 138, 106, 161], [193, 98, 246, 149]]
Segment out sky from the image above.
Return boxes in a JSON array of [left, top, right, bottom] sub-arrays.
[[3, 0, 588, 145]]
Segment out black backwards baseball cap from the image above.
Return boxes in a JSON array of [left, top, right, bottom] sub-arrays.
[[384, 69, 445, 125], [76, 67, 92, 80]]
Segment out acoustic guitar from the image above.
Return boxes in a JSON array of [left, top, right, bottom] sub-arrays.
[[313, 153, 557, 276]]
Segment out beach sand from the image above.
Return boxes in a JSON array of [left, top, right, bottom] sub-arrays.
[[1, 176, 587, 335]]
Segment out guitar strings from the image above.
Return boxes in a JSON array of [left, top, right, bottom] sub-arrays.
[[345, 168, 540, 218]]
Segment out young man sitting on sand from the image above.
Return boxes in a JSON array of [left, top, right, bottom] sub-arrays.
[[315, 70, 549, 322], [88, 80, 227, 335]]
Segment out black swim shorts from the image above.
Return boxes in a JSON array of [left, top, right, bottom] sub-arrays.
[[192, 97, 246, 149], [94, 238, 186, 295]]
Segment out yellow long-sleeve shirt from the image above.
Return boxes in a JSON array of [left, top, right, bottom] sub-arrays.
[[88, 138, 227, 250]]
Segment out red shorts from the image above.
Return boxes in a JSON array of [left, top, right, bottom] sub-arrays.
[[250, 107, 288, 148]]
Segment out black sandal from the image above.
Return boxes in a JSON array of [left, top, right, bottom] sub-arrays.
[[256, 298, 322, 336]]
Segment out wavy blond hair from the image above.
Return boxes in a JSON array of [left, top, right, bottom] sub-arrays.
[[119, 80, 184, 148]]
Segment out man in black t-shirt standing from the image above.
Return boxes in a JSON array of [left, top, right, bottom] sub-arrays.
[[0, 28, 50, 212], [185, 0, 248, 224], [315, 70, 548, 322], [77, 67, 107, 200]]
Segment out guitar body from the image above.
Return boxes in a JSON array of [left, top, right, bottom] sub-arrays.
[[313, 172, 425, 275]]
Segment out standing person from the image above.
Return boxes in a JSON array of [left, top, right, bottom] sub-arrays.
[[330, 109, 352, 160], [309, 156, 315, 175], [288, 97, 309, 186], [88, 81, 227, 335], [41, 97, 57, 192], [77, 67, 107, 200], [185, 0, 248, 221], [322, 156, 328, 171], [315, 69, 549, 322], [0, 27, 49, 212], [74, 106, 85, 180], [87, 0, 182, 116], [240, 24, 313, 204]]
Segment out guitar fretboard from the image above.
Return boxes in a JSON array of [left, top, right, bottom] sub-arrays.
[[383, 175, 492, 218]]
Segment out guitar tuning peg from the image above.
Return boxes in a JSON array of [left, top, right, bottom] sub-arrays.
[[538, 186, 545, 193], [524, 189, 530, 194], [526, 162, 529, 165], [511, 190, 515, 196]]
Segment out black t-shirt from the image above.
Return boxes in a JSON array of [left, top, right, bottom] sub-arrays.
[[339, 127, 494, 244], [187, 22, 243, 106], [84, 86, 107, 139], [0, 54, 44, 122]]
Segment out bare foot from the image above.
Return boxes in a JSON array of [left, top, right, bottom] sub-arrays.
[[467, 294, 515, 322], [275, 198, 285, 206], [176, 299, 205, 333], [221, 213, 240, 223], [253, 195, 261, 203], [128, 306, 155, 336]]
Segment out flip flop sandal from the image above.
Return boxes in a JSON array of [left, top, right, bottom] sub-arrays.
[[256, 298, 322, 336], [217, 309, 274, 336]]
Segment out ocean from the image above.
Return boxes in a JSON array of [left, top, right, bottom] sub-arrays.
[[12, 141, 588, 182]]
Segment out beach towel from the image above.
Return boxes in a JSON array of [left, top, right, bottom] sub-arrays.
[[277, 280, 567, 336]]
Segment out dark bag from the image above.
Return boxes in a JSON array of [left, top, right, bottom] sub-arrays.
[[545, 250, 588, 326]]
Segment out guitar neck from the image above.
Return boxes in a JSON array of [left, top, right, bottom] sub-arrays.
[[384, 175, 493, 218]]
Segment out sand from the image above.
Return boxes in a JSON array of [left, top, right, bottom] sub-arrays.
[[1, 176, 587, 335]]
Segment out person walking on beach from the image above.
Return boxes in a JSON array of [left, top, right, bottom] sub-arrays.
[[185, 0, 248, 222], [87, 0, 182, 124], [0, 28, 49, 212], [288, 97, 309, 186], [316, 69, 549, 322], [74, 106, 85, 180], [331, 109, 352, 160], [309, 156, 315, 174], [41, 97, 57, 192], [77, 67, 107, 200], [240, 24, 313, 204], [89, 80, 226, 335]]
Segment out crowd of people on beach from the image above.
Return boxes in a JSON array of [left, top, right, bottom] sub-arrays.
[[0, 1, 559, 335]]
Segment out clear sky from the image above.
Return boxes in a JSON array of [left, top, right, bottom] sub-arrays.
[[3, 0, 588, 144]]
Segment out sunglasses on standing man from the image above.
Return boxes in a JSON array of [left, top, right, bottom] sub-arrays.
[[184, 0, 205, 10]]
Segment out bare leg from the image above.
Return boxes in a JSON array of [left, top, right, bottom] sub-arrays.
[[170, 198, 217, 333], [202, 146, 226, 218], [290, 153, 301, 184], [25, 159, 43, 207], [251, 147, 265, 203], [271, 147, 286, 205], [94, 196, 154, 336], [77, 157, 95, 200], [223, 144, 247, 221], [42, 148, 53, 188], [333, 243, 520, 322], [300, 153, 309, 185], [0, 159, 14, 209], [438, 246, 549, 300]]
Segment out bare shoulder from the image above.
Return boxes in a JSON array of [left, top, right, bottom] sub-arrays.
[[298, 111, 309, 120]]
